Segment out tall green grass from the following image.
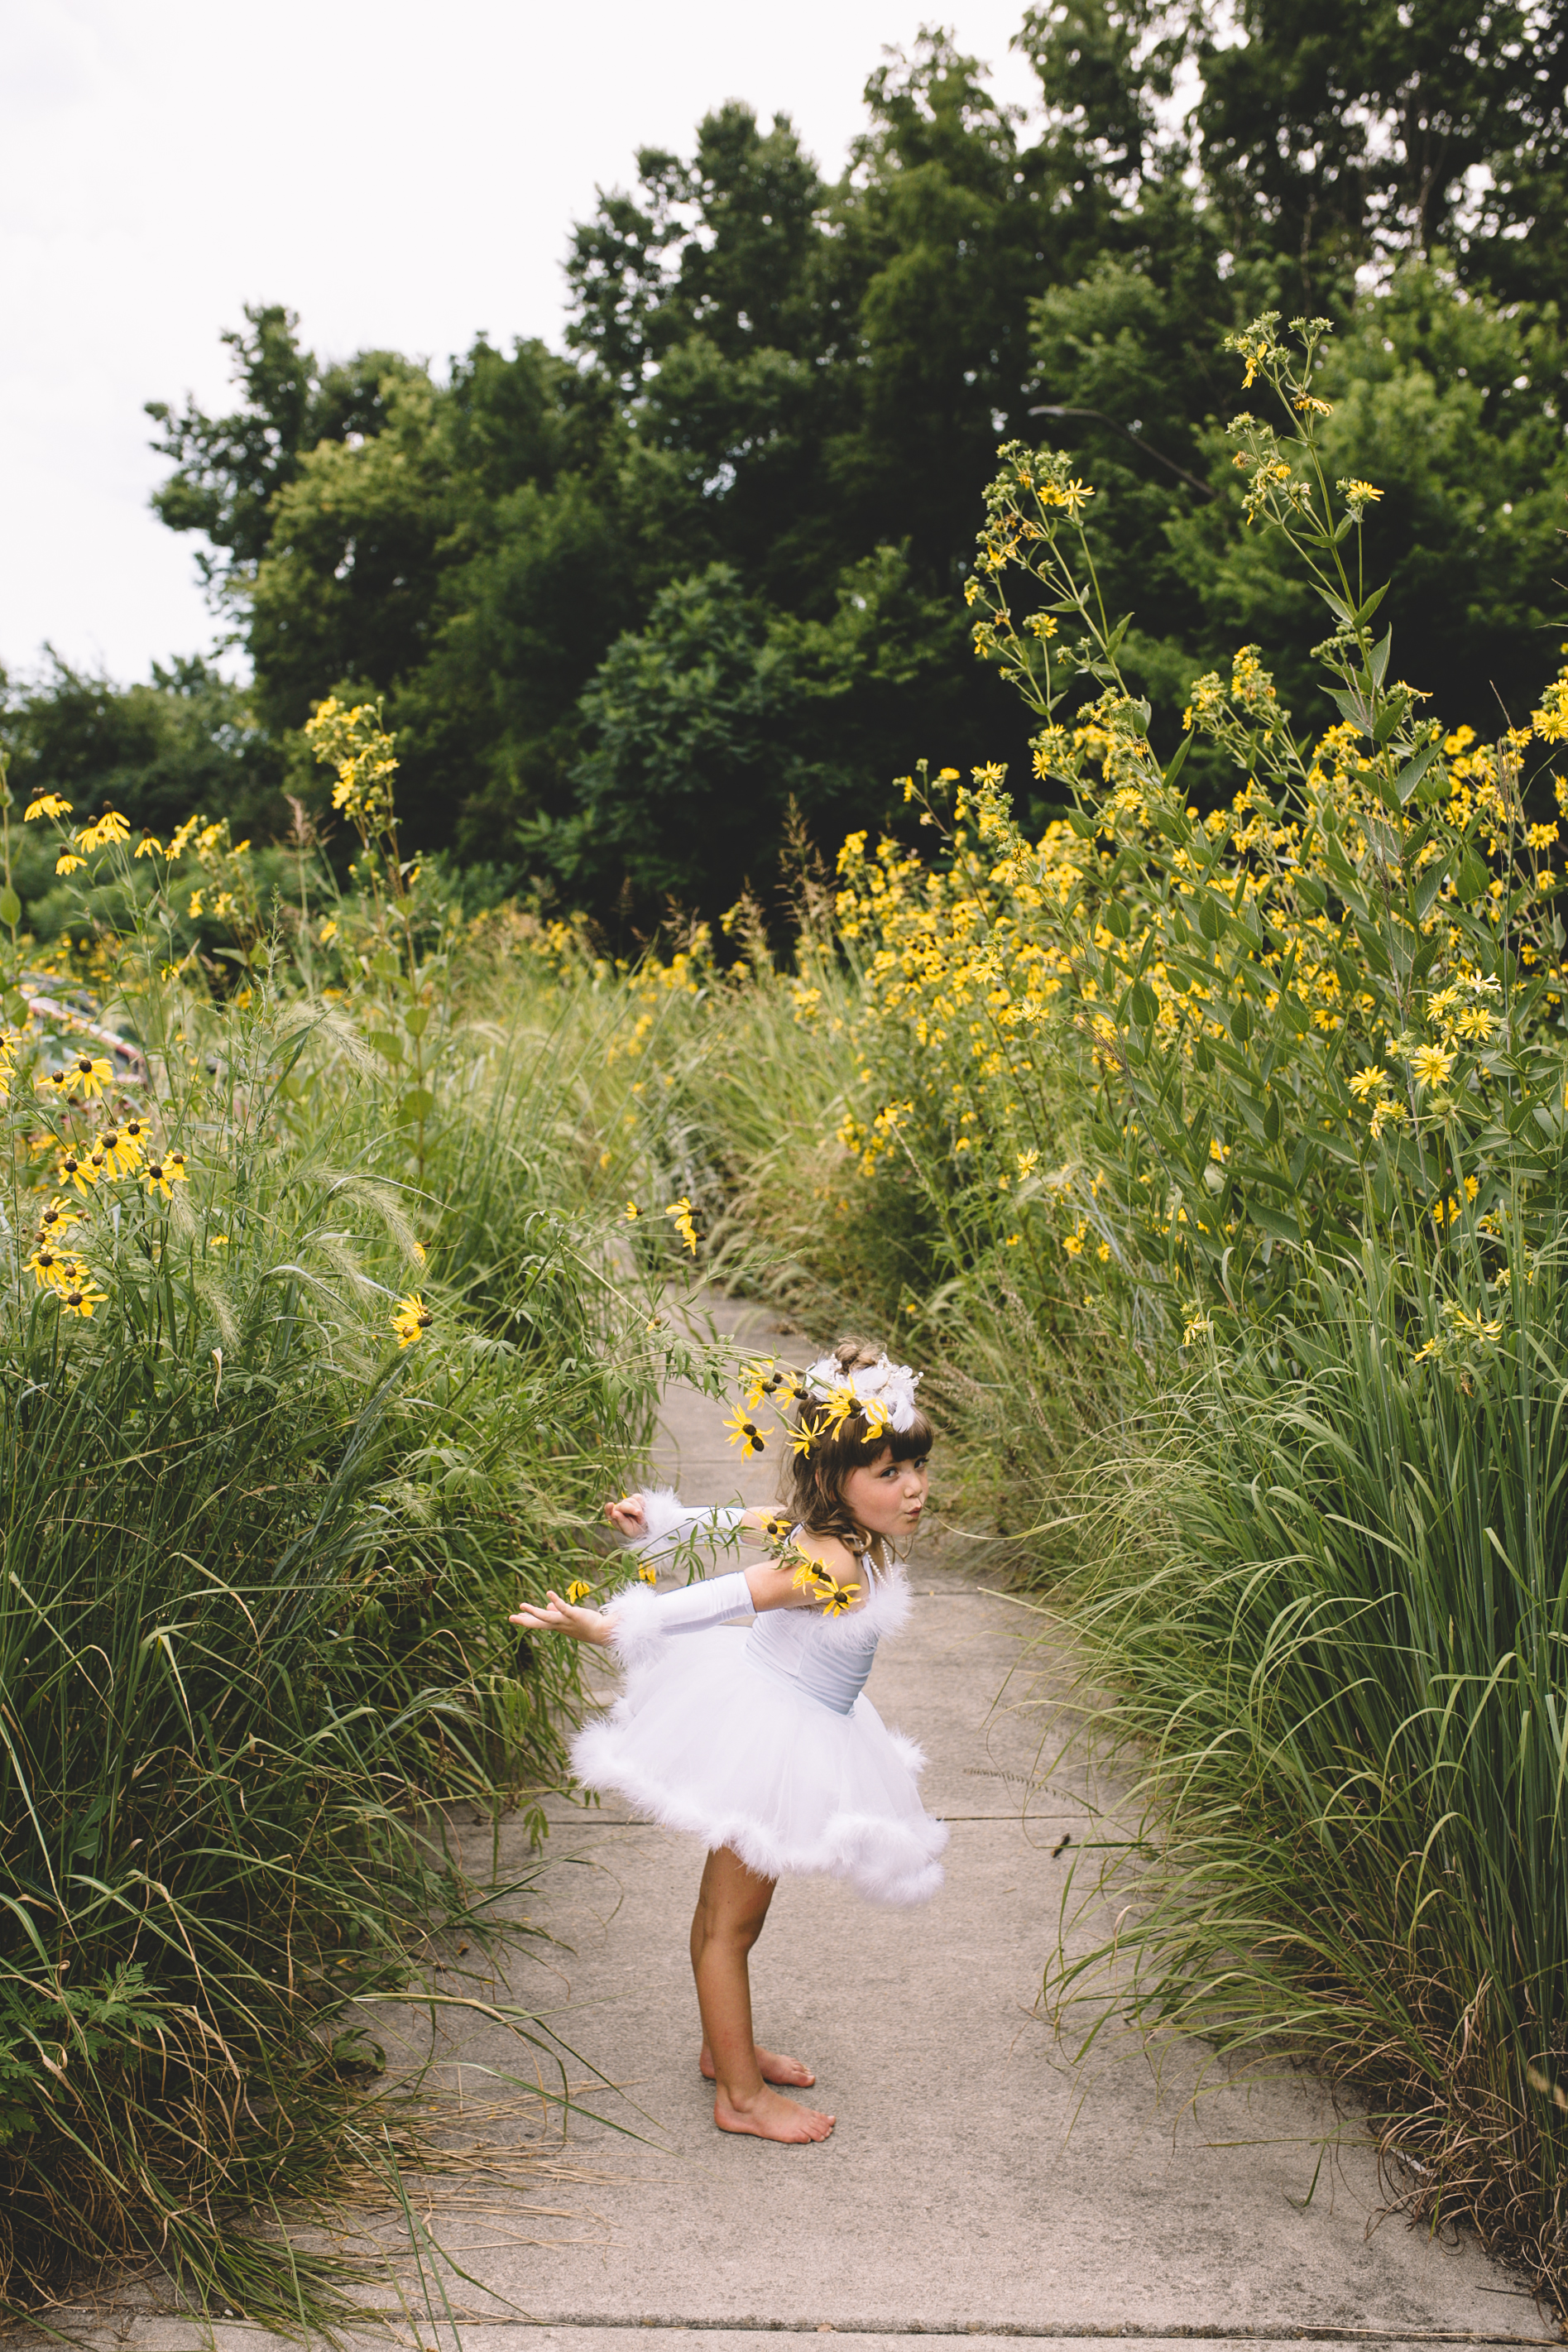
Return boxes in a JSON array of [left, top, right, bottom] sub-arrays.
[[0, 962, 669, 2318], [1047, 1232, 1568, 2294]]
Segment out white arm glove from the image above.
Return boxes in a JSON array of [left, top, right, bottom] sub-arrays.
[[625, 1486, 748, 1564], [607, 1568, 753, 1668]]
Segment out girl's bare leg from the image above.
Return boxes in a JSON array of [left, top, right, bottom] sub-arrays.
[[689, 1847, 835, 2142]]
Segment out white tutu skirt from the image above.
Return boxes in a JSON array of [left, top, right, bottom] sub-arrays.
[[572, 1626, 948, 1906]]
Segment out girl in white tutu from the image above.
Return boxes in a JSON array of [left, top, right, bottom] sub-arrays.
[[511, 1337, 946, 2144]]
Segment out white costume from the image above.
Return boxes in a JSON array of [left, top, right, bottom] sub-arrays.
[[573, 1481, 947, 1908]]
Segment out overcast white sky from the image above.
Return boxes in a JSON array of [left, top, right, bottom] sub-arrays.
[[2, 0, 1041, 686]]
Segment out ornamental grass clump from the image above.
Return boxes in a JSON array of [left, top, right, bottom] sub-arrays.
[[1050, 1237, 1568, 2295], [0, 754, 669, 2317]]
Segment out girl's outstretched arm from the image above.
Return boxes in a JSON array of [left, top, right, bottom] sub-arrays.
[[511, 1591, 616, 1645]]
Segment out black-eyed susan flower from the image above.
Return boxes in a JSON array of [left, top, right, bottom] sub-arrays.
[[565, 1581, 593, 1605], [664, 1196, 698, 1254], [637, 1562, 659, 1586], [55, 852, 86, 876], [143, 1159, 175, 1202], [59, 1272, 107, 1319], [118, 1116, 148, 1164], [57, 1150, 97, 1196], [24, 793, 72, 823], [861, 1397, 891, 1442], [36, 1198, 82, 1244], [722, 1404, 770, 1457], [391, 1293, 432, 1347], [623, 1200, 640, 1221], [818, 1380, 859, 1438], [78, 809, 130, 852], [165, 1149, 188, 1183], [818, 1578, 861, 1618], [27, 1246, 70, 1291], [789, 1423, 815, 1457]]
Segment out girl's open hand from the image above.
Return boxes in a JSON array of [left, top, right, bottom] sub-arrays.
[[604, 1493, 648, 1539], [510, 1592, 615, 1646]]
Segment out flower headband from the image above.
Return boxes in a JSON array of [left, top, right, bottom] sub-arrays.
[[804, 1351, 923, 1434], [726, 1347, 923, 1458]]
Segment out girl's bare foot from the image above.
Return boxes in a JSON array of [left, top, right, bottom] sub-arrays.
[[713, 2084, 836, 2142], [701, 2040, 815, 2088]]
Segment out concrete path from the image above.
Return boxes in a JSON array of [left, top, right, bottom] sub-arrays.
[[64, 1297, 1558, 2350]]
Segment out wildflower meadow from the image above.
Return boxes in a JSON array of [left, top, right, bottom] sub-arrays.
[[7, 299, 1568, 2316]]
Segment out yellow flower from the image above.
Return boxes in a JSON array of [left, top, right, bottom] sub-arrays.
[[1411, 1044, 1455, 1091], [818, 1381, 859, 1438], [664, 1196, 698, 1253], [36, 1197, 82, 1241], [55, 852, 86, 876], [861, 1396, 891, 1441], [1340, 478, 1383, 506], [1348, 1064, 1388, 1100], [134, 833, 163, 859], [77, 809, 130, 852], [24, 794, 72, 822], [1016, 1148, 1038, 1178], [723, 1404, 770, 1457], [1182, 1310, 1213, 1346], [188, 890, 204, 919], [59, 1274, 107, 1319], [57, 1150, 97, 1195], [565, 1580, 594, 1605], [391, 1293, 433, 1347], [789, 1424, 815, 1457], [317, 917, 338, 943], [209, 1234, 230, 1248], [637, 1562, 659, 1586], [624, 1200, 640, 1220], [142, 1158, 176, 1202], [27, 1245, 74, 1292]]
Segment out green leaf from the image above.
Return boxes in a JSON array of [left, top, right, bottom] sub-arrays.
[[1065, 809, 1098, 840], [0, 886, 21, 929], [1103, 899, 1131, 940], [1393, 742, 1439, 805], [1129, 980, 1158, 1030], [1354, 583, 1389, 628], [1198, 892, 1225, 942], [400, 1087, 435, 1123], [1230, 1001, 1253, 1044], [1458, 850, 1490, 902], [1162, 732, 1194, 790], [367, 1029, 404, 1065], [1249, 1198, 1302, 1245]]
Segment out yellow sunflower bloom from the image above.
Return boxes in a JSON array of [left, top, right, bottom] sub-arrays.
[[391, 1294, 433, 1347], [57, 1150, 97, 1195], [722, 1404, 771, 1457], [59, 1274, 107, 1319], [24, 794, 72, 823]]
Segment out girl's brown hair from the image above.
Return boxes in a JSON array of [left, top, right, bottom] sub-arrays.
[[776, 1337, 933, 1551]]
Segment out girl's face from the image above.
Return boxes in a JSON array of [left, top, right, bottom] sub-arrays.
[[841, 1447, 929, 1545]]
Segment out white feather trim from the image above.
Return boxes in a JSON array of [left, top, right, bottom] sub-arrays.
[[628, 1486, 688, 1543], [603, 1580, 670, 1669]]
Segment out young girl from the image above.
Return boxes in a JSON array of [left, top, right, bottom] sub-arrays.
[[511, 1337, 947, 2144]]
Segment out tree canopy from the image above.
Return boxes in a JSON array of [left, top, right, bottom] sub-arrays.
[[9, 3, 1565, 930]]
